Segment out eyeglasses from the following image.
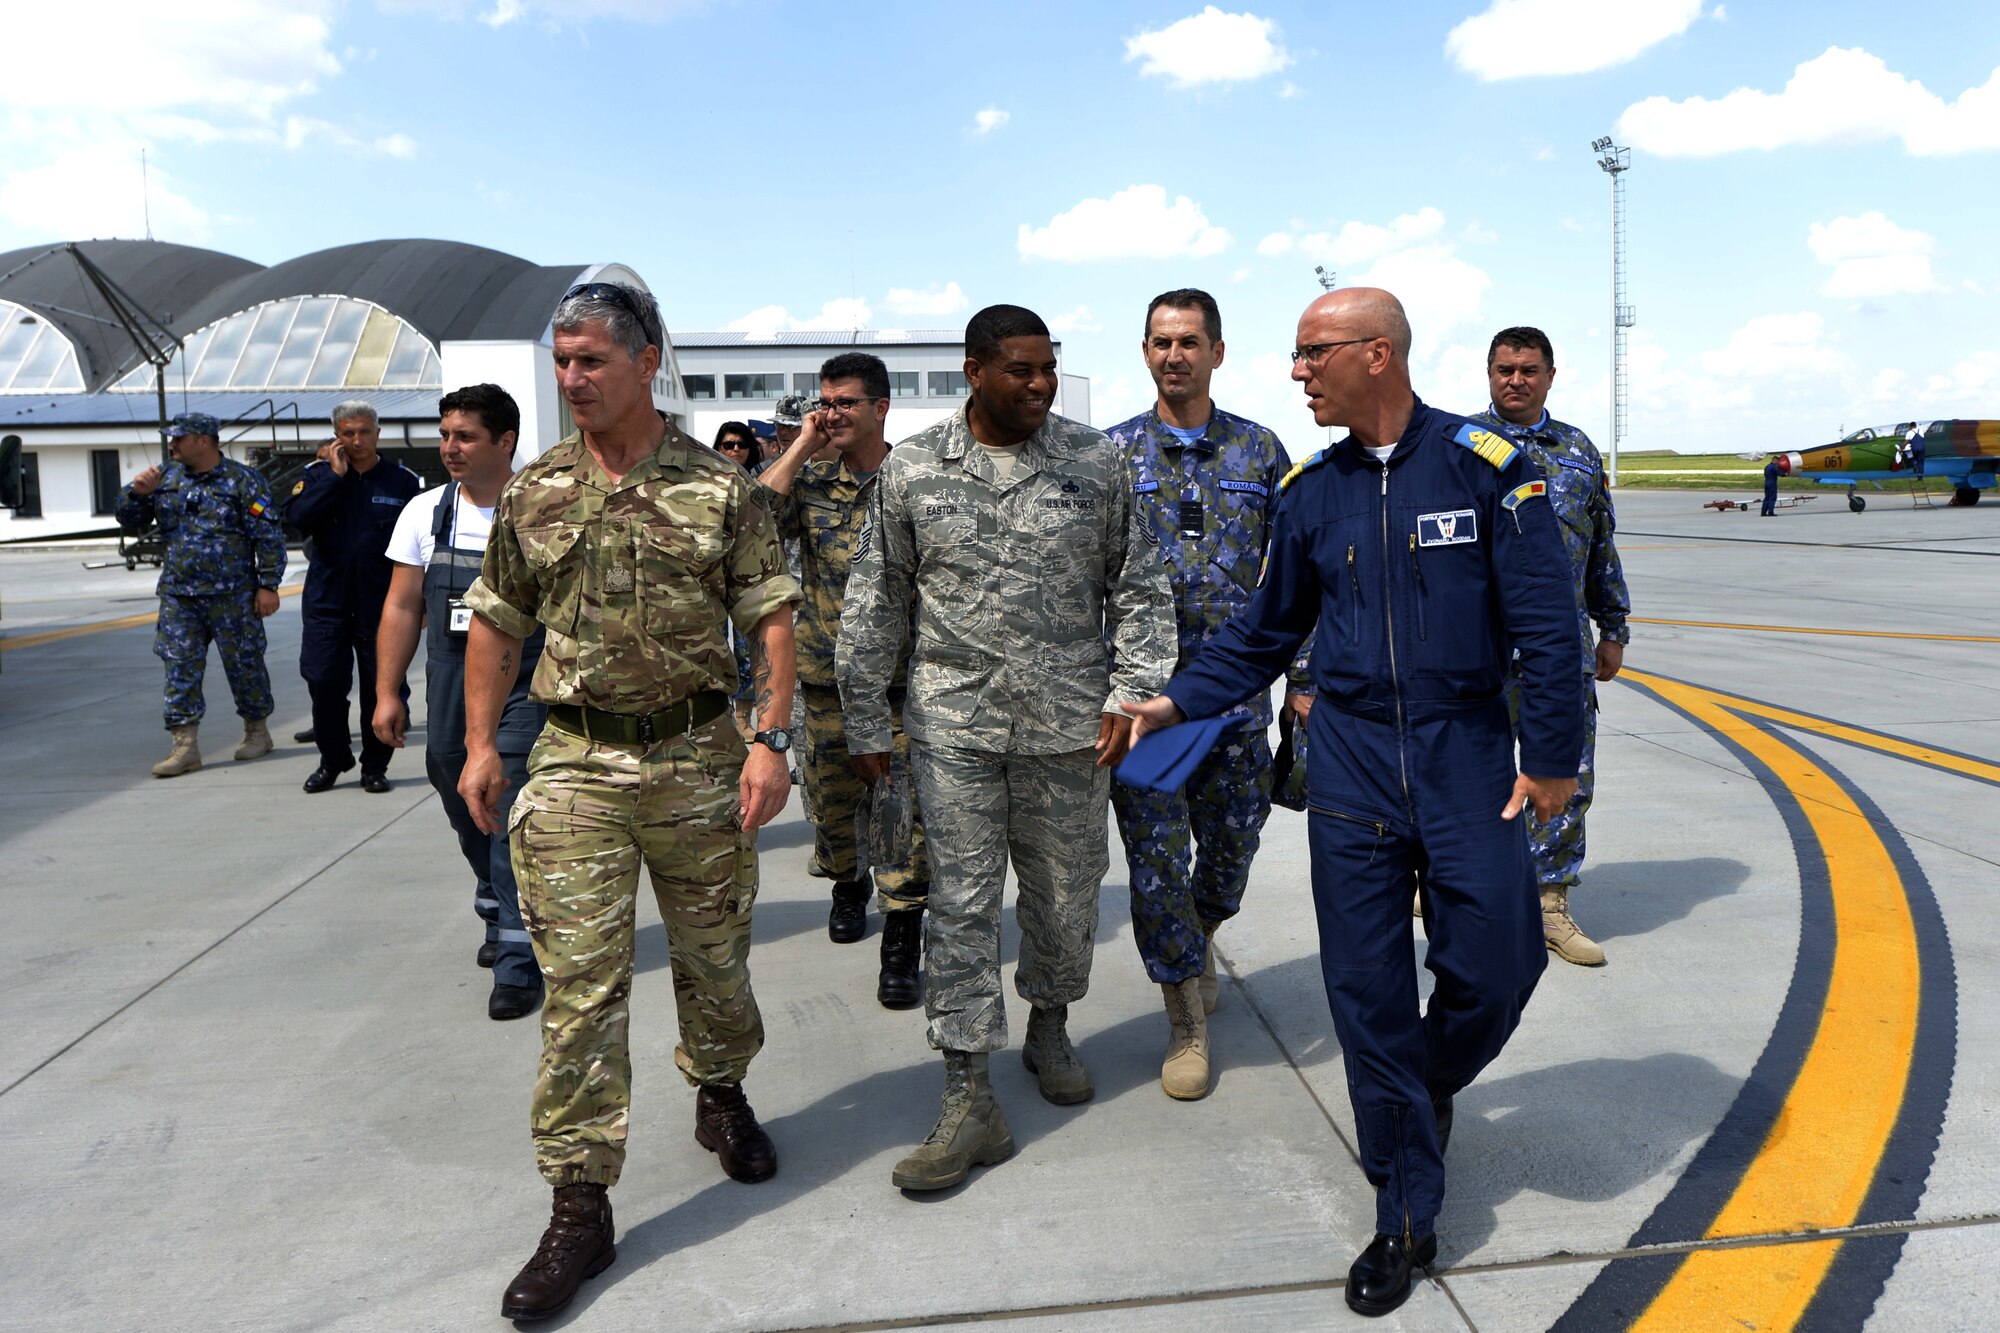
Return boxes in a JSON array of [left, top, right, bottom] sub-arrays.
[[1291, 336, 1378, 366], [813, 395, 885, 414], [560, 282, 663, 347]]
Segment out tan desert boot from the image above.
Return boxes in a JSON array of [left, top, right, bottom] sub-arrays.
[[151, 724, 202, 778], [234, 717, 272, 761], [891, 1051, 1015, 1190], [1160, 977, 1211, 1100], [1542, 888, 1607, 967], [1198, 922, 1221, 1014]]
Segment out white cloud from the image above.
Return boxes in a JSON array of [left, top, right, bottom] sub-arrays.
[[726, 298, 872, 336], [386, 0, 702, 25], [972, 107, 1009, 135], [1256, 207, 1445, 269], [1048, 306, 1103, 335], [883, 282, 969, 317], [1699, 313, 1844, 379], [1446, 0, 1700, 80], [282, 117, 419, 158], [0, 143, 209, 240], [1124, 7, 1293, 87], [1349, 245, 1493, 364], [1807, 212, 1938, 298], [1619, 47, 2000, 157], [1278, 82, 1303, 99], [1230, 266, 1253, 282], [1018, 185, 1230, 262]]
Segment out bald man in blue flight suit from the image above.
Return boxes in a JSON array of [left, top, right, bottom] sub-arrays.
[[1126, 288, 1584, 1318]]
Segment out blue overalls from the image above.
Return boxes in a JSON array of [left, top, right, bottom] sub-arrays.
[[419, 484, 547, 992], [1164, 400, 1584, 1242]]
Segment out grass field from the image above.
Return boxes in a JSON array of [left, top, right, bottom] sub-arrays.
[[1612, 451, 1819, 492]]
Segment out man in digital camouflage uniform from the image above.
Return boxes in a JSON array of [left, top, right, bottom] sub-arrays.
[[1106, 289, 1310, 1101], [1474, 326, 1631, 967], [116, 412, 286, 777], [752, 350, 931, 1008], [838, 303, 1176, 1192], [458, 281, 801, 1322]]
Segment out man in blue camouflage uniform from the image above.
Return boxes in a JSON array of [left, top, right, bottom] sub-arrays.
[[116, 412, 287, 778], [1474, 327, 1630, 967], [1106, 288, 1309, 1101]]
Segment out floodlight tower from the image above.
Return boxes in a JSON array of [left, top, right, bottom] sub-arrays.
[[1593, 135, 1634, 487], [1315, 266, 1337, 291]]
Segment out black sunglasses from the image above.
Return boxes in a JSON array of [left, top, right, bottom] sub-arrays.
[[562, 282, 663, 347]]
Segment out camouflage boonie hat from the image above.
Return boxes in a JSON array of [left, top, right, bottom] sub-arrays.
[[165, 412, 222, 439], [773, 394, 810, 428]]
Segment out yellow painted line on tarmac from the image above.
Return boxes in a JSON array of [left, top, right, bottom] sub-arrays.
[[0, 585, 304, 652], [1631, 616, 2000, 643], [1628, 671, 1921, 1330]]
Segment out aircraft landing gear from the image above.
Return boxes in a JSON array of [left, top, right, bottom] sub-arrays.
[[1951, 486, 1981, 506], [1848, 490, 1866, 512]]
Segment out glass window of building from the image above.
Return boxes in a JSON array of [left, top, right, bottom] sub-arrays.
[[889, 371, 920, 397], [90, 449, 122, 516], [113, 296, 443, 393], [0, 301, 85, 393], [683, 374, 715, 400], [725, 373, 786, 400], [13, 451, 40, 518], [793, 373, 819, 395], [929, 370, 969, 398]]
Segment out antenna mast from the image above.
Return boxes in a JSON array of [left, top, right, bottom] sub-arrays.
[[141, 150, 153, 241]]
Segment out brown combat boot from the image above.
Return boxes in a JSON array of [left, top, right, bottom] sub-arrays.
[[233, 717, 272, 761], [1161, 978, 1211, 1100], [500, 1182, 615, 1322], [694, 1081, 777, 1182], [151, 724, 201, 778], [891, 1050, 1014, 1191], [1542, 888, 1607, 967], [1021, 1004, 1093, 1104]]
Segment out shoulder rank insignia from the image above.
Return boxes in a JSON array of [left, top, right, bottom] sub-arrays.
[[1279, 449, 1327, 493], [1500, 479, 1546, 511], [290, 480, 305, 496], [1453, 423, 1518, 470]]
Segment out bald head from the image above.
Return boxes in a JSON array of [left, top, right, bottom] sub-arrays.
[[1290, 286, 1417, 445], [1306, 287, 1412, 361]]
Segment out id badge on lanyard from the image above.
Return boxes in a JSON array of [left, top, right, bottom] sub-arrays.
[[448, 597, 473, 637], [1178, 482, 1203, 538]]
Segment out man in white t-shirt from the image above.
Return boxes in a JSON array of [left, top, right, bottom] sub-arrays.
[[374, 384, 547, 1020]]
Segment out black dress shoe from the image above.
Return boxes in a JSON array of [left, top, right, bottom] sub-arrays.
[[302, 759, 353, 794], [694, 1082, 777, 1182], [828, 881, 870, 943], [489, 984, 542, 1021], [1433, 1092, 1454, 1156], [500, 1182, 614, 1321], [359, 771, 391, 793], [1346, 1231, 1438, 1317], [877, 907, 924, 1009], [477, 940, 500, 968], [292, 727, 316, 744]]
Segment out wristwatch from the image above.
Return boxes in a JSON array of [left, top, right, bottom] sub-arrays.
[[753, 727, 793, 754]]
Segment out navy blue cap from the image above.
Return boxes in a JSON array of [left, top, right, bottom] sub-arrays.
[[165, 411, 221, 438], [1115, 717, 1235, 793]]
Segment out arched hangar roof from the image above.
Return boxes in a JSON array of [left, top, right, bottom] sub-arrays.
[[0, 239, 263, 390]]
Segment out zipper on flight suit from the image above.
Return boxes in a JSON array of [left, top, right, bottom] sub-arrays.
[[1390, 1103, 1413, 1247], [1345, 545, 1361, 644], [1304, 803, 1387, 865], [1407, 533, 1427, 641], [1379, 464, 1412, 813]]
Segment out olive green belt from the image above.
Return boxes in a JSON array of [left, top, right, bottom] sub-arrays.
[[547, 691, 730, 746]]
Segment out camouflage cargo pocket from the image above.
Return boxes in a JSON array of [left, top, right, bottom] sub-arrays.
[[517, 524, 584, 637]]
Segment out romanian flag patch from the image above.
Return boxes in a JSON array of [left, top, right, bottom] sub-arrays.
[[247, 500, 268, 517], [1500, 479, 1547, 511], [1452, 423, 1518, 470]]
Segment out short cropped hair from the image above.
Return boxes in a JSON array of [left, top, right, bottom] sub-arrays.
[[1144, 288, 1221, 344], [965, 303, 1051, 365], [552, 282, 665, 362], [437, 383, 520, 442], [1488, 326, 1556, 369], [819, 351, 891, 401], [331, 399, 378, 429]]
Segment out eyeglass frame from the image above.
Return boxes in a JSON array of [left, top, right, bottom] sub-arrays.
[[559, 282, 664, 349], [812, 395, 887, 414], [1290, 336, 1380, 366]]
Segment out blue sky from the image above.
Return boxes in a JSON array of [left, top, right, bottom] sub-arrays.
[[4, 0, 1997, 457]]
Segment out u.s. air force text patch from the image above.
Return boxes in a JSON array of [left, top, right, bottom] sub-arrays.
[[1417, 509, 1477, 546]]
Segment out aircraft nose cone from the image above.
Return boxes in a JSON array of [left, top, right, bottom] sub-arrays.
[[1776, 453, 1797, 477]]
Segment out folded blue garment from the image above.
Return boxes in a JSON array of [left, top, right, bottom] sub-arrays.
[[1115, 716, 1235, 793]]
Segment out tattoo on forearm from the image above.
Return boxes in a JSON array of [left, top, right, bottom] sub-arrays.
[[499, 648, 514, 678], [750, 636, 774, 723]]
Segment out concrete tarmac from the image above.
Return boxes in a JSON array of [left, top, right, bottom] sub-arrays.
[[2, 488, 1995, 1331]]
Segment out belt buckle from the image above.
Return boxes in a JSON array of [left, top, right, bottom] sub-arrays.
[[636, 713, 657, 746]]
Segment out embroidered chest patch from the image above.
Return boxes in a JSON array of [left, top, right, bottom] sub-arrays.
[[1416, 509, 1477, 546]]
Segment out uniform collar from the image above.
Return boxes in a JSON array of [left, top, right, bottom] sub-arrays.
[[559, 425, 690, 491], [939, 402, 1076, 468], [1146, 405, 1221, 453], [1486, 405, 1550, 437]]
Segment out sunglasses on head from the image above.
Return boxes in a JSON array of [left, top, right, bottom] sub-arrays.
[[562, 282, 663, 347]]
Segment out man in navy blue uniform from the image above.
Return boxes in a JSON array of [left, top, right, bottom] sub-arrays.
[[1105, 288, 1308, 1101], [285, 400, 423, 793], [1125, 288, 1584, 1317]]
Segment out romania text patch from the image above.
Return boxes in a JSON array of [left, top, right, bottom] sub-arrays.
[[1416, 509, 1477, 546]]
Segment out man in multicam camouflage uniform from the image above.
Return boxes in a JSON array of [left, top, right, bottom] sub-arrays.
[[752, 350, 931, 1009], [1106, 289, 1309, 1102], [116, 412, 287, 777], [838, 303, 1176, 1193], [458, 281, 801, 1323], [1474, 325, 1631, 967]]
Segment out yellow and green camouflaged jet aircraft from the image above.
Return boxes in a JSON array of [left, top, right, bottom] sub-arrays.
[[1774, 420, 1999, 511]]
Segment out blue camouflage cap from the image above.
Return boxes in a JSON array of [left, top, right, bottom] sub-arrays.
[[164, 412, 221, 439]]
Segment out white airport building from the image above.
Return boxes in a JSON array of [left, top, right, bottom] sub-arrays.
[[0, 238, 1088, 542]]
